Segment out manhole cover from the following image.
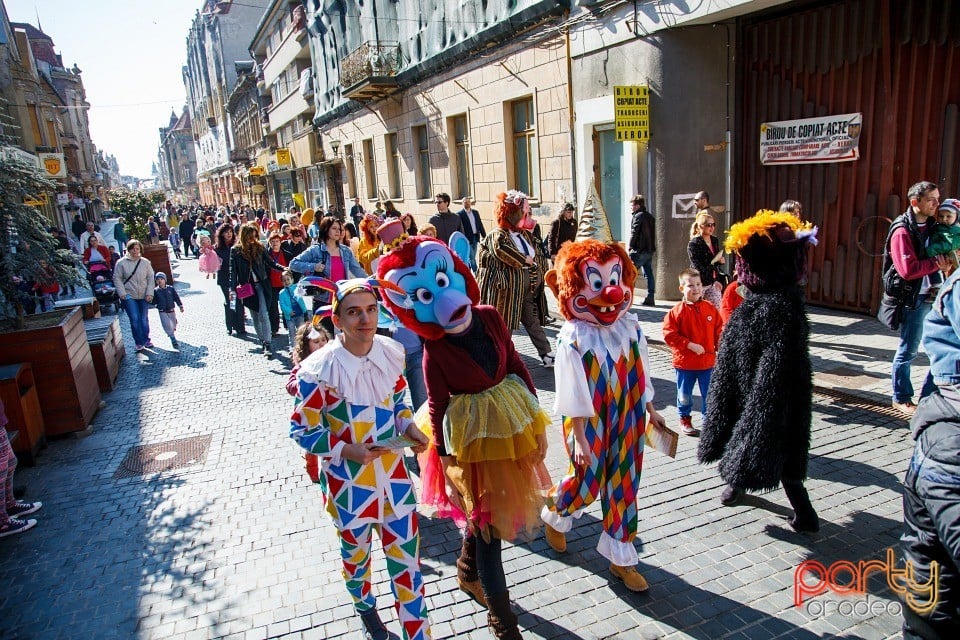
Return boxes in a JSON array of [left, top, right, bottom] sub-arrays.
[[113, 435, 212, 479]]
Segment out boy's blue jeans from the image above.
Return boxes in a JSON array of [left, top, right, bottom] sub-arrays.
[[676, 368, 713, 418]]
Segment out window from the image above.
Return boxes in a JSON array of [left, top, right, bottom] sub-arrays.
[[46, 119, 57, 149], [413, 125, 431, 199], [385, 133, 402, 199], [27, 104, 42, 146], [362, 138, 377, 200], [450, 115, 471, 200], [510, 98, 538, 197], [344, 143, 357, 197]]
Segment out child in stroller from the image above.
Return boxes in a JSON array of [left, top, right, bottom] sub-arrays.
[[82, 237, 120, 312]]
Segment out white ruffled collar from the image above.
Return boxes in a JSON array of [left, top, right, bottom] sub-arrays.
[[558, 313, 640, 360], [298, 334, 406, 406]]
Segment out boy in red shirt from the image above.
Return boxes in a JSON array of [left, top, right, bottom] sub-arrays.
[[663, 269, 724, 435]]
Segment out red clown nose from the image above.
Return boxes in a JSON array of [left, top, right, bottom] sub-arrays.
[[601, 285, 625, 304]]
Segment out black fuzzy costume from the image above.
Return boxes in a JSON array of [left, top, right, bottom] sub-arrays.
[[697, 212, 816, 499], [697, 287, 811, 490]]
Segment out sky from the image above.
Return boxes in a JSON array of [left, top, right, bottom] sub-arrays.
[[6, 0, 206, 178]]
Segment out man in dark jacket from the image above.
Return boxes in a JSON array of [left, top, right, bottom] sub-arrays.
[[901, 267, 960, 640], [628, 194, 656, 306], [456, 197, 486, 271], [428, 192, 462, 244], [178, 214, 195, 259], [548, 203, 577, 264]]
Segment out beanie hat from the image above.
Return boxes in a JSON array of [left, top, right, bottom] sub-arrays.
[[725, 210, 818, 293], [938, 198, 960, 220], [155, 272, 167, 281]]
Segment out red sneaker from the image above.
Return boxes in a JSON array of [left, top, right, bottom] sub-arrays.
[[679, 416, 699, 436]]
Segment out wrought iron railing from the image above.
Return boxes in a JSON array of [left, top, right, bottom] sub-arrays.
[[340, 41, 401, 89]]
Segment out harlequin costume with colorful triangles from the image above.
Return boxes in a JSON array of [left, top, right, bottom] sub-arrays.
[[290, 304, 431, 640], [540, 238, 665, 593]]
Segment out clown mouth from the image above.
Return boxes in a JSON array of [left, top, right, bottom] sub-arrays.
[[588, 299, 629, 325]]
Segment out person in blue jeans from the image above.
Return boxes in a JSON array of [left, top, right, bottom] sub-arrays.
[[883, 181, 952, 415], [112, 240, 155, 351]]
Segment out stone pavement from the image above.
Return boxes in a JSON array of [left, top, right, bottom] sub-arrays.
[[0, 250, 924, 640]]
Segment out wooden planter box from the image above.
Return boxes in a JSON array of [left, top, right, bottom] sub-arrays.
[[0, 363, 45, 465], [84, 316, 126, 392], [0, 307, 101, 436], [143, 242, 174, 284]]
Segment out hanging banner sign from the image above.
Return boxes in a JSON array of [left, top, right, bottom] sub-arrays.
[[760, 112, 862, 165], [276, 148, 291, 168], [249, 166, 266, 176], [614, 85, 650, 142]]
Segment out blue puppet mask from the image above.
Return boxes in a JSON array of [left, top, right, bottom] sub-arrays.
[[381, 241, 474, 333]]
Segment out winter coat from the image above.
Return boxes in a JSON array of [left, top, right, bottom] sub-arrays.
[[113, 256, 155, 300], [229, 244, 283, 312], [152, 286, 182, 313], [662, 299, 723, 370], [697, 288, 812, 490], [688, 235, 726, 287], [215, 243, 233, 287], [900, 389, 960, 638], [548, 216, 577, 258]]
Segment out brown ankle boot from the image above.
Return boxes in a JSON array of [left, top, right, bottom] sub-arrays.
[[457, 534, 487, 607], [486, 592, 523, 639]]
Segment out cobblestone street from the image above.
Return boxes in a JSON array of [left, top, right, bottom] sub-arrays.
[[1, 252, 918, 640]]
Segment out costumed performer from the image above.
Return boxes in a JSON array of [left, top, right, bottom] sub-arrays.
[[540, 237, 666, 592], [477, 190, 555, 367], [377, 219, 551, 640], [358, 213, 383, 274], [697, 210, 820, 533], [289, 277, 432, 640]]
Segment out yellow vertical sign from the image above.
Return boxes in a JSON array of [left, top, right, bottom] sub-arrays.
[[614, 85, 650, 142]]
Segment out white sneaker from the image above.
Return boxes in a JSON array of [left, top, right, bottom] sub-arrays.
[[542, 354, 555, 368]]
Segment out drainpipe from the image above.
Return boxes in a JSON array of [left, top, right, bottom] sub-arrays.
[[566, 24, 577, 206]]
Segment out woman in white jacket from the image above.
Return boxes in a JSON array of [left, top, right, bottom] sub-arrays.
[[113, 240, 155, 351]]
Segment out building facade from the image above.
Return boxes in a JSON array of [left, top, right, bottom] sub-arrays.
[[183, 0, 262, 206], [303, 0, 575, 230], [249, 1, 320, 215], [158, 107, 199, 204], [567, 0, 960, 312]]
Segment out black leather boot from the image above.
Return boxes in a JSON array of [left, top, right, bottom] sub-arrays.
[[358, 608, 389, 640], [783, 480, 819, 532]]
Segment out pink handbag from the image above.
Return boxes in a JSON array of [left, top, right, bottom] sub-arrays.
[[235, 282, 255, 299]]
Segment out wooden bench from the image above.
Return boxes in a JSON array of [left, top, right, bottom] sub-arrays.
[[83, 316, 126, 392], [0, 364, 45, 466], [55, 296, 100, 319]]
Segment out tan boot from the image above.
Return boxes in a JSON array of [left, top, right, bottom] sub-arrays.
[[457, 534, 487, 607], [458, 576, 487, 607], [543, 522, 567, 553], [609, 564, 649, 592]]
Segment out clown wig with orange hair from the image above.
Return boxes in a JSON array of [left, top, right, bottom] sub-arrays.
[[359, 214, 380, 245], [549, 240, 637, 320], [493, 190, 529, 230]]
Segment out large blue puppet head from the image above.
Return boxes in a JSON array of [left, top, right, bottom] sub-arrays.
[[376, 222, 479, 340]]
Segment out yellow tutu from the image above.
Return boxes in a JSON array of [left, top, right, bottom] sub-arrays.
[[416, 374, 552, 541]]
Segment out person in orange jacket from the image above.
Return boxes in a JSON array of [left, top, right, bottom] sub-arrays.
[[662, 269, 724, 436]]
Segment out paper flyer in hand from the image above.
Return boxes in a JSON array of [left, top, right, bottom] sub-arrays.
[[644, 421, 679, 458], [371, 435, 418, 450]]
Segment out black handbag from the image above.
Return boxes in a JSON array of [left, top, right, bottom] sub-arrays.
[[876, 294, 903, 331]]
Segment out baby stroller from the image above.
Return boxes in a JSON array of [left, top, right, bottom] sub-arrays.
[[86, 262, 121, 313]]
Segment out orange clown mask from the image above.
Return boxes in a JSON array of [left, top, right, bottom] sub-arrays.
[[545, 240, 637, 326]]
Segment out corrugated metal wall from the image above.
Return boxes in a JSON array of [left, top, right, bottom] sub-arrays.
[[738, 0, 960, 313]]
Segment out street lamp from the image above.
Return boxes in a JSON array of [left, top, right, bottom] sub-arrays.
[[329, 139, 340, 158]]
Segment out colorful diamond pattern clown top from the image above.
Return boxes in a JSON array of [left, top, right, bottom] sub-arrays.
[[290, 335, 419, 529]]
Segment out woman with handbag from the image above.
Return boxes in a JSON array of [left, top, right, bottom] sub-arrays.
[[216, 224, 245, 336], [230, 223, 285, 357], [687, 211, 727, 307], [113, 240, 155, 351]]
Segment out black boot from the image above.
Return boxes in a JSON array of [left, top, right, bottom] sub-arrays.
[[783, 480, 819, 532], [457, 533, 487, 607], [224, 304, 234, 335], [486, 592, 522, 639], [358, 608, 389, 640]]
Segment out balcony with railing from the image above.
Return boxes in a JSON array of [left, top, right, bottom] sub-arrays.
[[340, 41, 401, 101]]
